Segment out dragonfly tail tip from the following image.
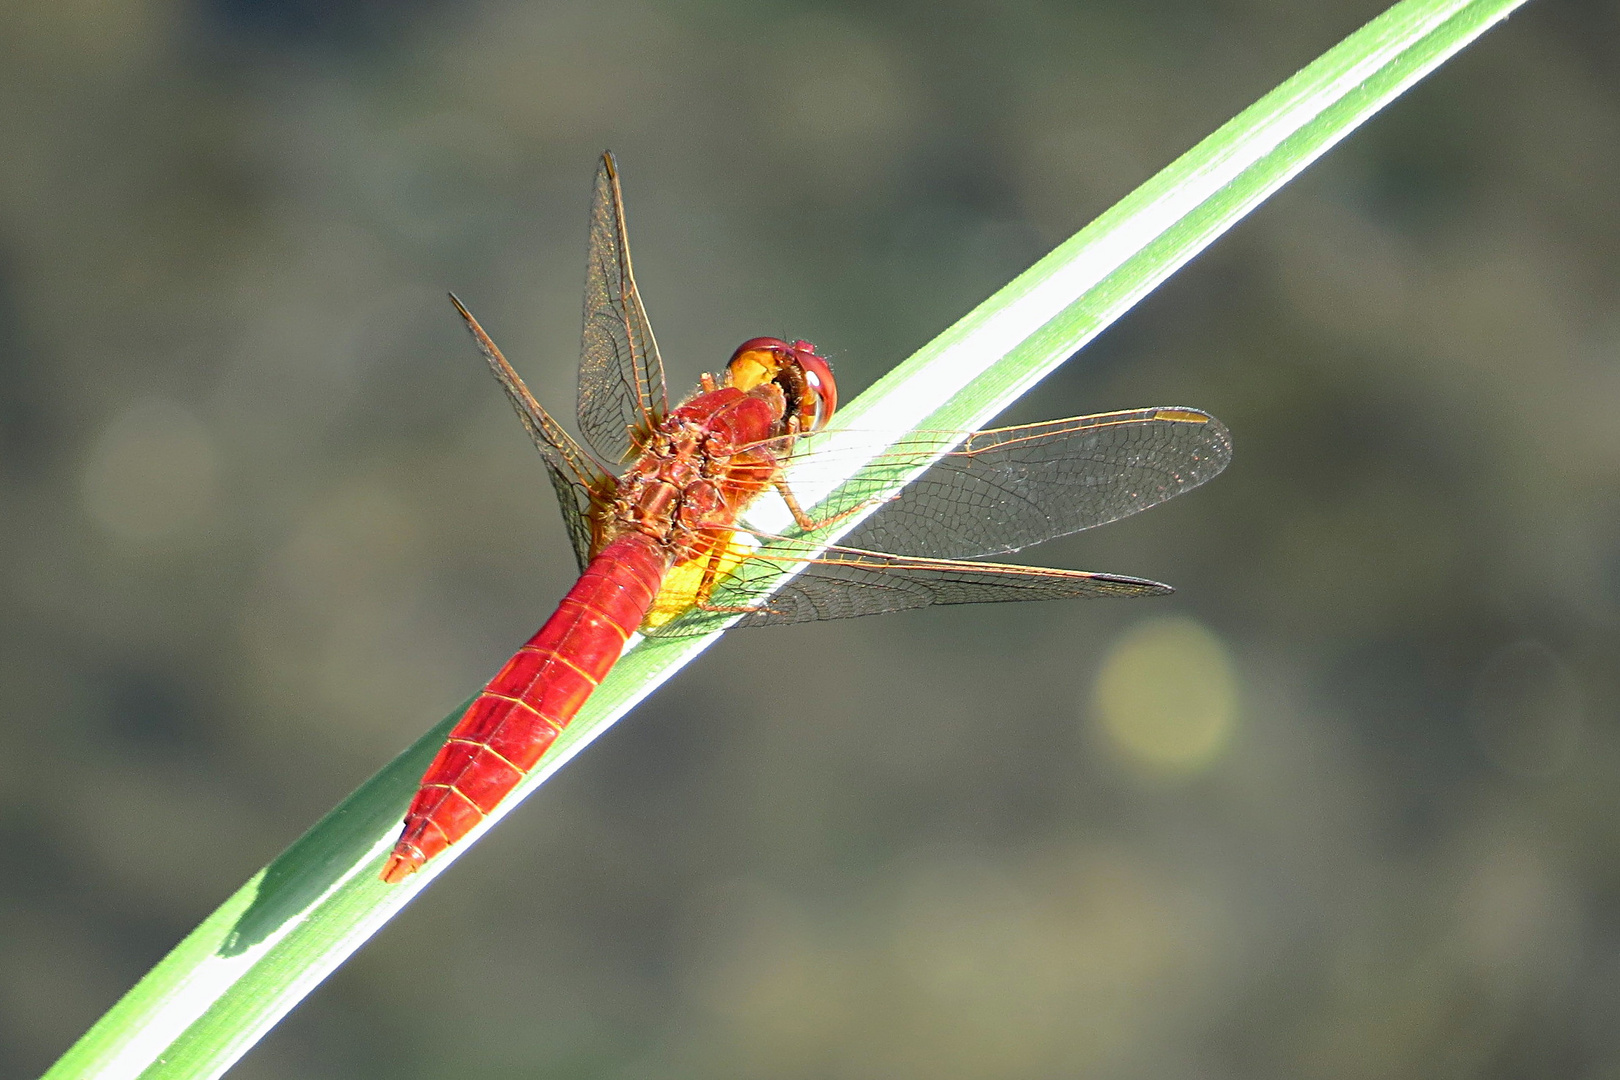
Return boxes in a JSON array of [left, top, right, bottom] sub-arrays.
[[380, 847, 425, 885]]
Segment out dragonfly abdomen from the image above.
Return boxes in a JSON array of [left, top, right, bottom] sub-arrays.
[[381, 532, 668, 882]]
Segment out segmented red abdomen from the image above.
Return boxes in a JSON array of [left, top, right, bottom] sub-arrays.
[[381, 532, 669, 882]]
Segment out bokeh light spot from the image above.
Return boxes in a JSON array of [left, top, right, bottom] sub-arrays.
[[1091, 616, 1238, 775], [81, 398, 219, 543]]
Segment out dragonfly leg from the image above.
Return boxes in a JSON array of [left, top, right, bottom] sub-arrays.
[[773, 478, 874, 534], [772, 478, 820, 529], [694, 543, 727, 600]]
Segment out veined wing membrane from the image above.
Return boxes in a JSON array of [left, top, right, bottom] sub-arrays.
[[451, 294, 610, 572], [644, 407, 1225, 637], [578, 152, 668, 463], [646, 540, 1171, 637], [783, 407, 1231, 560]]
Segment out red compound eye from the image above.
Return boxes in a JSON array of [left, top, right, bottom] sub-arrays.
[[788, 343, 837, 431]]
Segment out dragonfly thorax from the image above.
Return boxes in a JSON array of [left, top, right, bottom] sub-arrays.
[[601, 385, 790, 560]]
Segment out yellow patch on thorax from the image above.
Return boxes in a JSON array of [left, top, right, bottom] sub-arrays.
[[641, 530, 758, 630]]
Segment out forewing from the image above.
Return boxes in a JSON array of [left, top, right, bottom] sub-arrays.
[[645, 543, 1170, 638], [452, 295, 610, 572], [578, 152, 668, 463], [805, 407, 1231, 560]]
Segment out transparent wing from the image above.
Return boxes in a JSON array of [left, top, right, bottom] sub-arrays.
[[645, 541, 1171, 638], [795, 407, 1231, 560], [452, 295, 611, 572], [578, 152, 668, 464], [641, 406, 1227, 637]]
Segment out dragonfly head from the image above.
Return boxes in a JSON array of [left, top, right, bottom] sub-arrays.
[[725, 337, 837, 433]]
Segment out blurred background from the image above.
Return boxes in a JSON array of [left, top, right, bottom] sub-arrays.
[[3, 0, 1619, 1076]]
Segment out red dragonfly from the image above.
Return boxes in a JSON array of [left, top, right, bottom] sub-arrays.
[[381, 153, 1230, 883]]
